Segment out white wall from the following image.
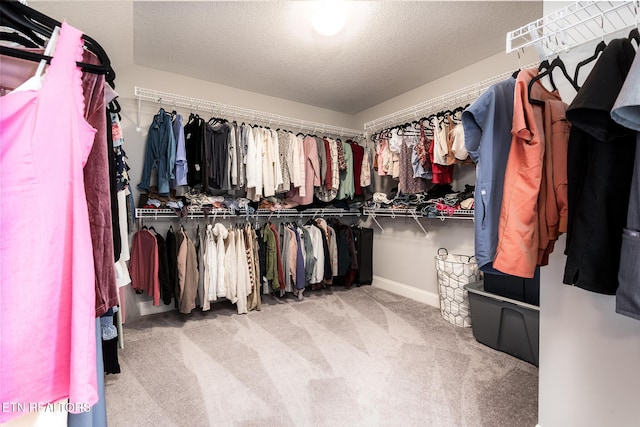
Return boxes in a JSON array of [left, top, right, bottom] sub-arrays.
[[537, 2, 640, 426]]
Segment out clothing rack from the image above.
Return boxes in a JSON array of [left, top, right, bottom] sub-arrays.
[[135, 207, 361, 222], [135, 86, 365, 140], [363, 62, 539, 134], [506, 1, 639, 57]]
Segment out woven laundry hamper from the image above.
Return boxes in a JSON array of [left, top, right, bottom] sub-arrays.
[[435, 248, 482, 327]]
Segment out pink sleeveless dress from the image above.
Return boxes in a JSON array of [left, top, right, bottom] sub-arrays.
[[0, 23, 98, 421]]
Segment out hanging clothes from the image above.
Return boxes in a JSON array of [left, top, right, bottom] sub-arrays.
[[246, 126, 263, 200], [563, 39, 637, 294], [303, 224, 325, 287], [611, 49, 640, 321], [212, 223, 228, 299], [234, 229, 250, 314], [398, 136, 428, 194], [205, 121, 232, 191], [83, 54, 119, 318], [349, 140, 365, 196], [493, 68, 565, 279], [246, 225, 262, 312], [184, 114, 206, 188], [293, 227, 306, 291], [429, 117, 454, 184], [177, 229, 199, 314], [360, 145, 372, 188], [270, 222, 286, 290], [138, 108, 176, 196], [447, 121, 471, 164], [261, 223, 280, 290], [1, 24, 99, 417], [171, 112, 188, 187], [337, 140, 355, 200], [536, 98, 570, 266], [277, 130, 293, 192], [154, 230, 173, 305], [165, 227, 179, 305], [286, 136, 321, 206], [462, 77, 516, 273]]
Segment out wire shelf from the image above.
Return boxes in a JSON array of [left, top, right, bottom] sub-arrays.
[[363, 62, 538, 133], [135, 207, 361, 220], [506, 1, 639, 56], [135, 87, 365, 139]]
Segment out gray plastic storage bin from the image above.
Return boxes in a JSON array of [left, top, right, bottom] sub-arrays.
[[464, 281, 539, 366]]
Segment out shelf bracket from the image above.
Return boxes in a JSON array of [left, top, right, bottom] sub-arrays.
[[369, 212, 385, 233], [410, 210, 429, 237]]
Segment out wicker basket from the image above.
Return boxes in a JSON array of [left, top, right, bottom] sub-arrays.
[[435, 248, 482, 327]]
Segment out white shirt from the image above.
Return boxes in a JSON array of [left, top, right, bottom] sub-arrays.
[[304, 225, 325, 284]]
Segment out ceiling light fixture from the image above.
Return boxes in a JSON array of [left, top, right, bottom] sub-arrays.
[[312, 0, 346, 36]]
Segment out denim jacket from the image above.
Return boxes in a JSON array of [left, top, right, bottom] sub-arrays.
[[138, 108, 176, 196]]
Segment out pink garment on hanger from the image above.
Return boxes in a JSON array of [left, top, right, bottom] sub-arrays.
[[0, 23, 98, 421]]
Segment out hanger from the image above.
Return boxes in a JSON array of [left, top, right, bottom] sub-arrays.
[[0, 30, 40, 48], [528, 57, 579, 106], [573, 40, 607, 88], [0, 2, 114, 81], [629, 27, 640, 47], [536, 60, 557, 91]]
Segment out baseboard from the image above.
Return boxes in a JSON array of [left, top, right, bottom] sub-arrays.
[[138, 300, 175, 316], [372, 276, 440, 308]]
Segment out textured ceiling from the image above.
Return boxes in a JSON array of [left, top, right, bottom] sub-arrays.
[[31, 1, 542, 115]]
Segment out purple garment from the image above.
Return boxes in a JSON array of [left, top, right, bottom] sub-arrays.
[[81, 49, 118, 317], [172, 113, 188, 186], [293, 228, 306, 290]]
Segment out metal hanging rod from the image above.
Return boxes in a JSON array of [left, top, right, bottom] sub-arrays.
[[363, 61, 539, 134], [134, 86, 365, 139], [506, 1, 639, 56], [135, 207, 361, 220]]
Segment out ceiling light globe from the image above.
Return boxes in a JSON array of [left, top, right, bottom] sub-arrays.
[[312, 1, 346, 36]]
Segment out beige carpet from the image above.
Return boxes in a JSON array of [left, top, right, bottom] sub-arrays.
[[105, 286, 538, 427]]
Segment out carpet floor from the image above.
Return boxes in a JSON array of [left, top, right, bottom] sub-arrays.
[[105, 286, 538, 427]]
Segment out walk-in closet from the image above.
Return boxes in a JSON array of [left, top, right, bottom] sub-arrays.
[[1, 1, 639, 426]]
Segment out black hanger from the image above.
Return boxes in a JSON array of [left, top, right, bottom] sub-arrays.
[[0, 30, 40, 48], [107, 99, 121, 115], [528, 57, 578, 106], [536, 60, 557, 91], [629, 27, 639, 47], [0, 2, 114, 81], [573, 40, 606, 88]]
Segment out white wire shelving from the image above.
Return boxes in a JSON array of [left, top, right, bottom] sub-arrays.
[[134, 87, 365, 140], [362, 207, 474, 237], [506, 1, 639, 57], [363, 62, 538, 134], [135, 207, 361, 222]]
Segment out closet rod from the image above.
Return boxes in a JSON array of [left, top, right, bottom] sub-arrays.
[[135, 207, 361, 220], [506, 1, 639, 57], [363, 61, 539, 133], [134, 87, 365, 139]]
